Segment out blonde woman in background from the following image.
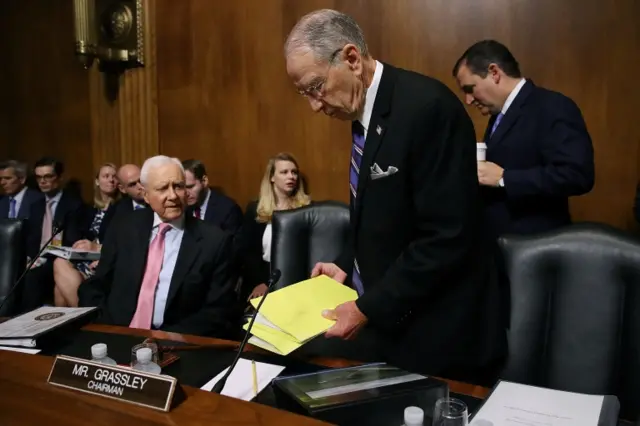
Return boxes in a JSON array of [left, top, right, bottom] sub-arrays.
[[52, 163, 120, 307], [240, 153, 310, 301]]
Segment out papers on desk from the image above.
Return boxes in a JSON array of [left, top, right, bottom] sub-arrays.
[[470, 380, 618, 426], [0, 306, 97, 347], [0, 346, 41, 354], [244, 275, 358, 355], [201, 358, 285, 401], [43, 245, 100, 261]]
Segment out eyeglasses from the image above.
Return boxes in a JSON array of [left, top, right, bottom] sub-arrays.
[[35, 173, 57, 182], [296, 48, 343, 99]]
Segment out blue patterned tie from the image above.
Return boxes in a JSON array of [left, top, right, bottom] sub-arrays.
[[8, 198, 16, 219], [489, 112, 504, 138], [350, 121, 365, 295]]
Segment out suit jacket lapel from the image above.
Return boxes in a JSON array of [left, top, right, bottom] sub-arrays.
[[131, 210, 154, 295], [354, 63, 396, 228], [17, 190, 30, 219], [166, 217, 201, 307], [203, 189, 216, 222], [489, 80, 534, 149]]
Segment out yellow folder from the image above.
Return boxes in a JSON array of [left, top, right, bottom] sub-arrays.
[[246, 275, 358, 355]]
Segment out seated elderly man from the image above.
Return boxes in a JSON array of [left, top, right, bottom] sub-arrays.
[[79, 155, 238, 337]]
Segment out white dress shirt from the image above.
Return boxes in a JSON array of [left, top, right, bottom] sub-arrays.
[[195, 188, 211, 219], [262, 223, 272, 263], [357, 60, 384, 139], [9, 186, 27, 218], [132, 199, 146, 210], [150, 213, 185, 328], [497, 78, 526, 187], [502, 78, 527, 115]]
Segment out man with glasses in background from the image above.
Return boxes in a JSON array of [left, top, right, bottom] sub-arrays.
[[0, 160, 42, 219], [284, 9, 505, 384], [20, 157, 87, 312]]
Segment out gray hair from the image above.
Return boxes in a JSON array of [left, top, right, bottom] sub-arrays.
[[284, 9, 369, 63], [140, 155, 184, 186], [0, 160, 28, 178]]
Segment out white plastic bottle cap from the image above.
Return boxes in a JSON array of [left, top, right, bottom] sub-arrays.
[[404, 406, 424, 425], [91, 343, 107, 359], [136, 347, 152, 363]]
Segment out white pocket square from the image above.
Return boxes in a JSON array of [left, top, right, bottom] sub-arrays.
[[370, 164, 398, 180]]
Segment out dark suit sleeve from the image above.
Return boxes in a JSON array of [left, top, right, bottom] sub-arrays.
[[220, 202, 243, 235], [502, 96, 595, 198], [356, 96, 480, 324], [163, 233, 236, 336], [77, 215, 119, 322], [635, 183, 640, 225], [239, 202, 268, 289]]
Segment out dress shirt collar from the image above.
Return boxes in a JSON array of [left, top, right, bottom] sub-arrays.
[[357, 60, 384, 133], [11, 186, 27, 203], [152, 212, 185, 231], [502, 78, 526, 115]]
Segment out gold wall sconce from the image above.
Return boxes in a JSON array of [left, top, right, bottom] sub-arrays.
[[73, 0, 145, 71]]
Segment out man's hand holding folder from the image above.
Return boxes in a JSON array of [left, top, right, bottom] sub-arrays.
[[322, 301, 368, 340], [312, 261, 369, 341]]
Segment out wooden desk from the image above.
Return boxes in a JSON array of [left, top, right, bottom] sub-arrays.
[[0, 324, 490, 425]]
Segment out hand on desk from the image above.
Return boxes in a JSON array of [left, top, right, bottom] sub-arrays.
[[323, 301, 368, 340], [311, 262, 347, 283]]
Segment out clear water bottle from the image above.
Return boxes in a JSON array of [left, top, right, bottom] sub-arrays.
[[132, 347, 161, 374], [91, 343, 117, 365], [403, 406, 424, 426]]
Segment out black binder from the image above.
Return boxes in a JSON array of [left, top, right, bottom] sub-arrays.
[[272, 362, 448, 426]]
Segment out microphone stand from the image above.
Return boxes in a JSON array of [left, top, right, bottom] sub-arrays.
[[211, 269, 282, 394], [0, 224, 64, 313]]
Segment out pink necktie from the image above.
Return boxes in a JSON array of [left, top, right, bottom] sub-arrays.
[[129, 223, 172, 329], [40, 199, 54, 249]]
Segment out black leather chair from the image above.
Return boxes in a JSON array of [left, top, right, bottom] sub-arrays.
[[271, 201, 350, 289], [498, 223, 640, 420], [0, 219, 27, 316]]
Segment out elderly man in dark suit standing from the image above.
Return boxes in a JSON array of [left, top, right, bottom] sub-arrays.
[[284, 9, 505, 384], [453, 40, 595, 238], [79, 156, 238, 337]]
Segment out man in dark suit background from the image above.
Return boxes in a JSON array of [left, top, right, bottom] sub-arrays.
[[79, 156, 237, 337], [181, 159, 243, 236], [20, 157, 87, 312], [284, 10, 504, 383], [453, 40, 595, 238], [103, 164, 147, 225], [0, 160, 43, 219]]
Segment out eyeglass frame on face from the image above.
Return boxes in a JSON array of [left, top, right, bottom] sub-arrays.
[[35, 173, 58, 182], [297, 48, 343, 99]]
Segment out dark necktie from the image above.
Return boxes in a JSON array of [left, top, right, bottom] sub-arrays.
[[349, 121, 365, 295], [194, 207, 201, 219], [489, 112, 504, 138], [8, 198, 16, 219]]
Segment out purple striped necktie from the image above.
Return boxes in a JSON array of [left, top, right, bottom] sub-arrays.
[[349, 121, 365, 295], [489, 112, 504, 138]]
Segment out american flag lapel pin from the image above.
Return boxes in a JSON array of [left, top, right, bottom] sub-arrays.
[[376, 125, 382, 135]]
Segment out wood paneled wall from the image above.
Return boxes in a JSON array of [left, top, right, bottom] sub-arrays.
[[2, 0, 639, 230]]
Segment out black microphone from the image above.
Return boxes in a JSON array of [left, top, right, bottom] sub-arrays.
[[0, 221, 65, 313], [211, 268, 282, 394]]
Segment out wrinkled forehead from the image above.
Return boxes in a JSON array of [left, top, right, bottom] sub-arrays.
[[146, 164, 184, 186], [286, 48, 327, 85]]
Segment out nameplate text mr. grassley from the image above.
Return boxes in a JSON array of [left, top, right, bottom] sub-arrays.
[[72, 363, 148, 396]]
